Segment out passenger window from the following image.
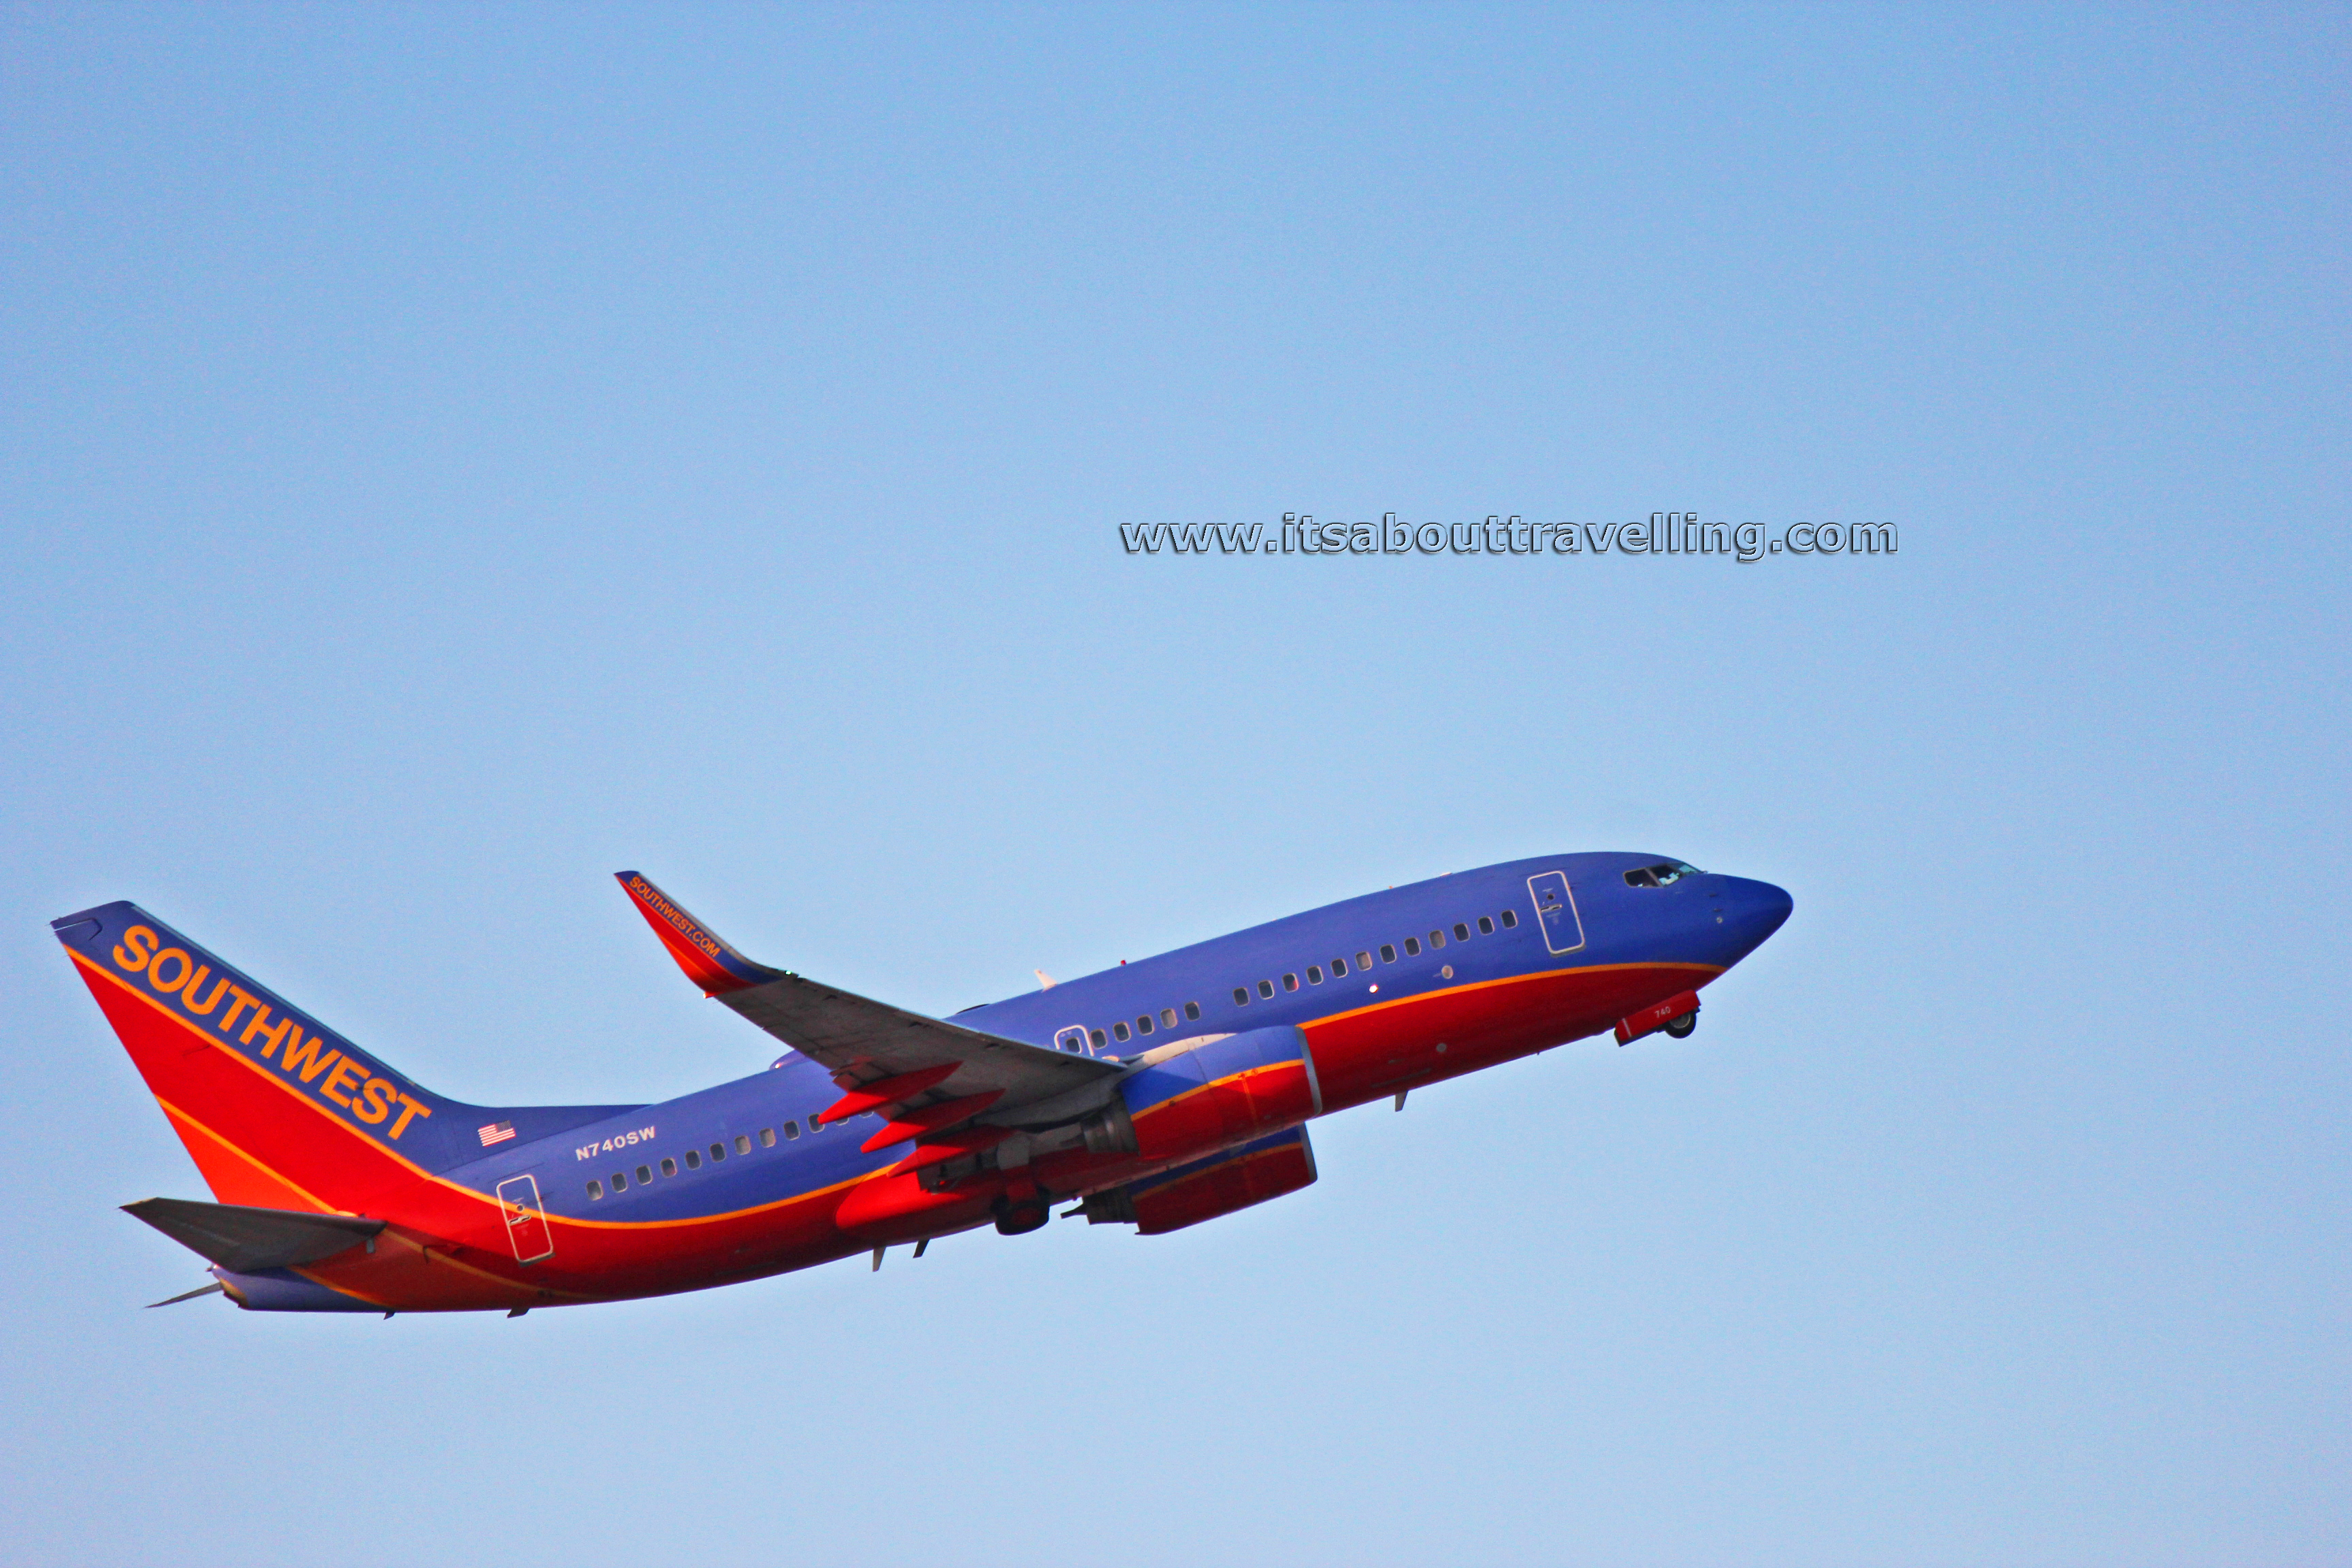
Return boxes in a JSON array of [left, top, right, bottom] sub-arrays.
[[1258, 979, 1274, 998], [1477, 917, 1494, 935], [1090, 1028, 1107, 1048], [1137, 1015, 1154, 1035], [760, 1127, 776, 1147], [735, 1134, 751, 1155], [611, 1171, 626, 1191], [1405, 936, 1421, 956], [587, 1179, 604, 1200], [1429, 930, 1446, 948], [1356, 950, 1373, 969], [1499, 909, 1518, 928], [1330, 957, 1348, 976], [1454, 923, 1470, 941], [685, 1149, 702, 1170], [784, 1120, 800, 1140], [1184, 1001, 1200, 1022], [1160, 1007, 1177, 1028], [1114, 1021, 1130, 1041], [710, 1142, 725, 1162], [1379, 943, 1396, 962], [661, 1157, 678, 1178], [636, 1164, 652, 1184], [1307, 964, 1324, 983], [1282, 973, 1298, 992], [1232, 987, 1249, 1005]]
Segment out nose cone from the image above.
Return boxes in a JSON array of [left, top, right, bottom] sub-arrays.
[[1715, 877, 1793, 964]]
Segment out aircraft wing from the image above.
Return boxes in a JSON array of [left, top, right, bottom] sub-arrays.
[[615, 872, 1121, 1115]]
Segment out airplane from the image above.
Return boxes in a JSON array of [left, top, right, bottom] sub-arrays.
[[53, 853, 1792, 1316]]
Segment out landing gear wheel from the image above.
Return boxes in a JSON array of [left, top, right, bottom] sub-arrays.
[[994, 1198, 1050, 1236], [1663, 1013, 1697, 1039]]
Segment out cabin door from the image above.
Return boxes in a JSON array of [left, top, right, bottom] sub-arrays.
[[1526, 871, 1587, 955], [496, 1173, 555, 1264]]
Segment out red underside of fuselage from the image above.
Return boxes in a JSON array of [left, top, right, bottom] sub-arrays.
[[1303, 959, 1720, 1111], [86, 951, 1716, 1311]]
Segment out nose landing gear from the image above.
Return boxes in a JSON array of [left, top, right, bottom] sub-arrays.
[[1615, 989, 1701, 1044]]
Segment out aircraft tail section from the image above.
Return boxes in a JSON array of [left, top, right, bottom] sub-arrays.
[[52, 901, 635, 1214]]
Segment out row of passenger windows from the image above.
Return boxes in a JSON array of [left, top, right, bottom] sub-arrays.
[[585, 1116, 828, 1200], [1054, 907, 1521, 1054], [1230, 909, 1517, 1007]]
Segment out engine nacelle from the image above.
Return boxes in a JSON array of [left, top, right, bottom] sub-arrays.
[[1117, 1025, 1321, 1164], [1078, 1126, 1317, 1235]]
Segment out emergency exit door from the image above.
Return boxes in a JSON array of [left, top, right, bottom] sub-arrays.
[[1526, 871, 1586, 954], [495, 1173, 555, 1264]]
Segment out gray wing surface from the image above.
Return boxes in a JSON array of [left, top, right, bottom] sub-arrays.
[[719, 973, 1122, 1102], [616, 869, 1119, 1110]]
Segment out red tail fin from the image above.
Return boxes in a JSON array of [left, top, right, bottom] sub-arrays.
[[52, 901, 632, 1213]]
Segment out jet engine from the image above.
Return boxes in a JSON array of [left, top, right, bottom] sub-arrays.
[[1115, 1024, 1322, 1162], [1076, 1126, 1317, 1235]]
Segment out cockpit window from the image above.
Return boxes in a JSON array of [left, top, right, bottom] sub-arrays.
[[1624, 860, 1701, 887]]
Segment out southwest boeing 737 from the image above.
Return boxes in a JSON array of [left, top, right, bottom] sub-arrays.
[[55, 855, 1792, 1316]]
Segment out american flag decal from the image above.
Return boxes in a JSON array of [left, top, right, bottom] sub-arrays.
[[478, 1121, 517, 1147]]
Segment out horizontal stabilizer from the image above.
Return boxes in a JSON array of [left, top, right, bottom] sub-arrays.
[[124, 1197, 386, 1272], [146, 1281, 227, 1309]]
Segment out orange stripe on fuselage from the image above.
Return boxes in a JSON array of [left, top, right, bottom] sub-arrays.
[[291, 1224, 584, 1312], [1301, 958, 1721, 1109]]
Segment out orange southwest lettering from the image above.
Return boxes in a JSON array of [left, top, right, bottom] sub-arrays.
[[355, 1077, 395, 1124], [320, 1058, 364, 1108], [240, 1004, 292, 1056], [113, 926, 158, 973], [278, 1028, 334, 1081], [182, 969, 228, 1015], [388, 1094, 431, 1141], [148, 949, 193, 994], [216, 985, 257, 1033]]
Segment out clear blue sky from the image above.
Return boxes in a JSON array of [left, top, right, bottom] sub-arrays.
[[3, 6, 2345, 1565]]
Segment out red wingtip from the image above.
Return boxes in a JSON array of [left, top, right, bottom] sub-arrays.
[[615, 872, 779, 996]]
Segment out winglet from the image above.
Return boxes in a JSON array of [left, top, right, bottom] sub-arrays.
[[614, 872, 783, 995]]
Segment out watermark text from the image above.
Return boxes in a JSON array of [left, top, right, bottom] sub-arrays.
[[1120, 512, 1895, 562]]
